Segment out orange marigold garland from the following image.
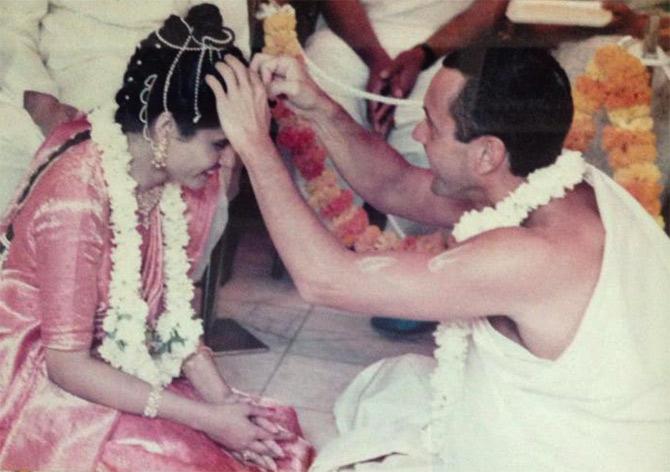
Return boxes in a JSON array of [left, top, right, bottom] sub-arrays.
[[564, 44, 665, 228], [260, 4, 446, 254]]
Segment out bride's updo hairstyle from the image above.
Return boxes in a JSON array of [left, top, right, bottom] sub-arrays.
[[114, 3, 245, 138]]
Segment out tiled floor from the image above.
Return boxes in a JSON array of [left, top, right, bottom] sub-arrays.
[[212, 218, 436, 450]]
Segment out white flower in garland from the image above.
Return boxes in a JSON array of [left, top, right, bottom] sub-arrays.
[[90, 103, 202, 387], [452, 150, 586, 242], [423, 150, 587, 459]]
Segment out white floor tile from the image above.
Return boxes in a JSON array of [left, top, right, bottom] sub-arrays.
[[215, 298, 256, 319], [214, 351, 284, 395], [230, 303, 310, 350], [263, 355, 364, 411], [219, 275, 310, 310], [290, 307, 436, 366]]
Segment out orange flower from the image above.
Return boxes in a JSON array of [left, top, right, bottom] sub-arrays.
[[308, 184, 340, 211], [262, 9, 301, 56], [293, 145, 327, 180], [617, 179, 663, 215], [306, 169, 339, 195], [332, 207, 370, 247], [295, 157, 325, 180], [588, 45, 648, 83], [271, 99, 296, 122], [353, 225, 383, 252], [614, 163, 663, 215], [321, 189, 355, 219], [277, 125, 315, 154], [263, 9, 297, 34], [373, 230, 403, 251], [608, 144, 657, 169], [603, 80, 651, 110], [414, 232, 447, 254], [601, 127, 656, 152], [573, 76, 606, 113], [607, 105, 653, 131], [614, 162, 662, 184], [397, 233, 446, 254], [564, 111, 596, 151], [399, 236, 418, 252]]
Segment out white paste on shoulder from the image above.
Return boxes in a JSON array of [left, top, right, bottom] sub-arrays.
[[357, 256, 398, 273]]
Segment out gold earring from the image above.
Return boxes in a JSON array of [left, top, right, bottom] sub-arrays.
[[150, 136, 168, 170]]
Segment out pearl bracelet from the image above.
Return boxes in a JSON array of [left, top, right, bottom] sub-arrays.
[[143, 386, 163, 418]]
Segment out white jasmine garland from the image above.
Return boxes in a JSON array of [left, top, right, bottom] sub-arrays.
[[90, 104, 202, 387], [423, 150, 587, 459]]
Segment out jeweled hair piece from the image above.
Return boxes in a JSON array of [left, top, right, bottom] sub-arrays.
[[139, 16, 235, 141]]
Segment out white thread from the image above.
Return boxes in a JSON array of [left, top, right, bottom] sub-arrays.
[[356, 256, 398, 273], [303, 54, 423, 107], [386, 215, 408, 238]]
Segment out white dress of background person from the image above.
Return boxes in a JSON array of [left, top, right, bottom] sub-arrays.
[[0, 0, 251, 278], [304, 0, 475, 234], [0, 0, 55, 216]]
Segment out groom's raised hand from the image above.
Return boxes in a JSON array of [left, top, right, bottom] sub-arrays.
[[250, 53, 329, 118]]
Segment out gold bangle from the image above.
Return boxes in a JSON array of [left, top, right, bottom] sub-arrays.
[[143, 386, 163, 418]]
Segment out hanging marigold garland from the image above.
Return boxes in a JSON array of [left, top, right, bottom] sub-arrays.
[[564, 44, 665, 228], [260, 5, 446, 254]]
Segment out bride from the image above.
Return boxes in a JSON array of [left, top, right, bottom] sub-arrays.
[[0, 4, 312, 471]]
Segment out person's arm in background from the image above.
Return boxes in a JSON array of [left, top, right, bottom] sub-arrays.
[[369, 0, 509, 134], [503, 1, 668, 49], [382, 0, 508, 98], [320, 0, 395, 135]]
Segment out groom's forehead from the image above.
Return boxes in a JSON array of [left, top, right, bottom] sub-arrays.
[[426, 68, 466, 115]]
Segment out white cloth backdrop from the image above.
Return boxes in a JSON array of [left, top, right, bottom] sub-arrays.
[[0, 0, 249, 276]]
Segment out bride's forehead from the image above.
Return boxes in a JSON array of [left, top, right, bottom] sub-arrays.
[[191, 128, 227, 141]]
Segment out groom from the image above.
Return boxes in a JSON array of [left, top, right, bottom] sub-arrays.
[[207, 48, 670, 470]]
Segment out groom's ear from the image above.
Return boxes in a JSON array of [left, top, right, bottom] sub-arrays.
[[471, 136, 506, 176]]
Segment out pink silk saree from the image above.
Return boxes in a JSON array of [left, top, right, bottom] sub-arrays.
[[0, 118, 314, 471]]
